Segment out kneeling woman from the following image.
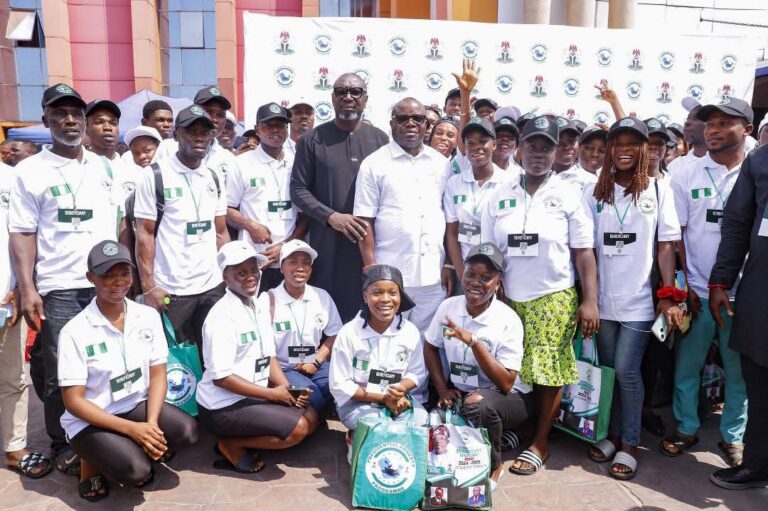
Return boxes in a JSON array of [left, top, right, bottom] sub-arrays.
[[197, 241, 318, 474], [58, 241, 198, 502], [329, 265, 428, 447], [424, 242, 531, 483]]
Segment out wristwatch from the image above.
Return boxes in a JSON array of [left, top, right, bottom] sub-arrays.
[[468, 334, 478, 348], [313, 359, 322, 369]]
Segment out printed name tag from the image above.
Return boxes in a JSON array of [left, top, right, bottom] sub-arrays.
[[705, 209, 724, 232], [507, 233, 539, 257], [288, 345, 316, 365], [365, 369, 402, 395], [603, 232, 637, 255], [450, 362, 479, 388], [57, 208, 93, 232], [186, 220, 212, 244], [254, 356, 270, 386], [110, 368, 143, 401], [267, 200, 293, 220], [458, 222, 481, 245]]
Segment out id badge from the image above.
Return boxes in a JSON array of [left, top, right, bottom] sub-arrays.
[[507, 233, 539, 257], [109, 368, 143, 401], [185, 220, 212, 244], [254, 356, 270, 386], [458, 222, 481, 245], [603, 232, 637, 256], [288, 345, 316, 365], [267, 200, 293, 220], [57, 208, 93, 232], [450, 362, 479, 387], [365, 369, 402, 395], [705, 209, 724, 232]]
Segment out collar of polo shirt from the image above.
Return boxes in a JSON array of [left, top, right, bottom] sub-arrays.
[[274, 281, 317, 305], [172, 153, 210, 176], [84, 298, 129, 327], [460, 164, 505, 184], [454, 295, 498, 324], [41, 145, 97, 168], [389, 140, 429, 160]]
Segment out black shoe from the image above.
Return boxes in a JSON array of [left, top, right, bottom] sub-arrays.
[[710, 466, 768, 490]]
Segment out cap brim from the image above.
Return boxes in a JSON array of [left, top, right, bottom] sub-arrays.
[[558, 126, 580, 136], [696, 104, 750, 123], [86, 100, 121, 118], [220, 253, 269, 273], [197, 96, 232, 109], [681, 97, 701, 112], [290, 102, 314, 110], [461, 124, 495, 139], [608, 126, 648, 141], [258, 114, 291, 123], [465, 253, 504, 272], [522, 131, 558, 144], [44, 94, 86, 109], [177, 117, 215, 129], [579, 129, 607, 143], [91, 258, 135, 276], [280, 246, 318, 266]]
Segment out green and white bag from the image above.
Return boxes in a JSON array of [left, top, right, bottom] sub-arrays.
[[555, 332, 615, 443], [350, 405, 428, 511], [161, 312, 202, 416]]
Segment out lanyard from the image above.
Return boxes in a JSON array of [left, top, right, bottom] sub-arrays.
[[243, 300, 265, 359], [612, 199, 633, 233], [287, 299, 308, 346], [521, 173, 551, 234], [55, 166, 88, 209], [181, 172, 204, 222], [470, 180, 491, 218], [460, 316, 471, 362], [366, 335, 394, 371], [113, 301, 129, 372], [268, 159, 288, 198], [704, 167, 729, 208]]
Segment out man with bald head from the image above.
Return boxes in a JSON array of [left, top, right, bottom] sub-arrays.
[[290, 73, 389, 321]]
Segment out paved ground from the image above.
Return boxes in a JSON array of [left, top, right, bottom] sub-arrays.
[[2, 389, 766, 510]]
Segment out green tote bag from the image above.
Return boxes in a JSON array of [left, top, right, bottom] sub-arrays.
[[161, 312, 203, 416]]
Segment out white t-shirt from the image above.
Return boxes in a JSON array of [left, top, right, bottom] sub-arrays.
[[670, 153, 741, 299], [443, 165, 511, 259], [354, 142, 448, 288], [155, 138, 235, 185], [57, 299, 168, 439], [228, 145, 297, 267], [329, 314, 426, 407], [9, 146, 119, 295], [133, 154, 227, 295], [667, 150, 701, 176], [425, 296, 528, 393], [0, 163, 15, 317], [583, 179, 681, 322], [481, 174, 594, 302], [555, 165, 598, 194], [197, 288, 277, 410], [256, 282, 343, 368]]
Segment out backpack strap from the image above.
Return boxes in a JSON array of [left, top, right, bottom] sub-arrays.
[[267, 289, 275, 322], [151, 163, 164, 236], [209, 168, 221, 198]]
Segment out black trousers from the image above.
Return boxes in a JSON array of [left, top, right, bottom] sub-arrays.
[[741, 354, 768, 469], [165, 283, 226, 363]]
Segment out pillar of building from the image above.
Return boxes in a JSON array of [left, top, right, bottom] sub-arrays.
[[608, 0, 636, 28], [41, 0, 73, 85], [567, 0, 595, 27], [131, 0, 162, 93], [216, 0, 238, 114], [431, 0, 449, 20], [523, 0, 550, 24], [303, 0, 320, 16]]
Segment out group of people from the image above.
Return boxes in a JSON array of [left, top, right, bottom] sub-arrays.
[[0, 58, 767, 503]]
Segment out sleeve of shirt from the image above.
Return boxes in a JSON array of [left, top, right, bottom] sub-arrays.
[[353, 156, 379, 218], [57, 325, 88, 387], [214, 170, 228, 217], [403, 329, 426, 389], [443, 178, 459, 223], [425, 300, 446, 348], [322, 291, 343, 337], [8, 172, 39, 233], [147, 309, 169, 366], [567, 190, 594, 249], [328, 325, 359, 406], [133, 164, 159, 221], [479, 188, 498, 244], [201, 311, 238, 380], [493, 309, 525, 371], [581, 184, 598, 243], [289, 135, 335, 225], [669, 167, 689, 228], [656, 179, 682, 242], [227, 156, 247, 208]]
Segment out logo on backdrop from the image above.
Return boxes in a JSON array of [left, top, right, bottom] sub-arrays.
[[594, 111, 610, 124], [426, 37, 443, 60], [718, 84, 734, 102], [365, 442, 417, 494], [166, 363, 197, 406], [426, 72, 444, 91], [656, 113, 671, 126], [315, 102, 333, 122], [276, 31, 294, 55], [531, 43, 547, 62], [530, 75, 547, 97], [496, 75, 514, 94], [687, 84, 704, 100], [564, 108, 577, 120], [314, 66, 332, 90], [462, 40, 479, 58], [353, 34, 370, 57], [564, 44, 581, 67], [275, 66, 295, 87], [689, 52, 706, 73], [721, 55, 736, 73], [563, 78, 580, 97], [626, 81, 642, 100], [313, 34, 332, 54], [354, 69, 370, 86], [657, 82, 673, 103], [628, 49, 643, 70], [596, 48, 613, 66], [659, 51, 675, 70], [389, 36, 407, 56], [497, 41, 513, 63], [390, 70, 408, 92]]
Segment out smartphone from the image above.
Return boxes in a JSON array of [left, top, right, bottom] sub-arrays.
[[651, 313, 667, 343], [0, 307, 9, 328], [287, 386, 310, 398]]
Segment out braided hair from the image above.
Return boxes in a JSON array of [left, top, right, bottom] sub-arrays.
[[593, 137, 651, 205], [360, 302, 404, 330]]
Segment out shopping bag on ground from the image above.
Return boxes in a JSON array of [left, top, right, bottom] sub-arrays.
[[350, 404, 428, 511], [161, 312, 202, 416], [423, 407, 492, 510], [555, 332, 615, 443]]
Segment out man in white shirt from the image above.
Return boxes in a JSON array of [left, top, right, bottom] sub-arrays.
[[9, 84, 119, 467], [134, 105, 229, 352], [227, 103, 308, 292], [668, 97, 707, 175], [283, 100, 315, 158], [355, 97, 450, 334]]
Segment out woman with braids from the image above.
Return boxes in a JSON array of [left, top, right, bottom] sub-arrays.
[[583, 117, 683, 480], [480, 116, 599, 476], [429, 116, 460, 160], [329, 264, 428, 462]]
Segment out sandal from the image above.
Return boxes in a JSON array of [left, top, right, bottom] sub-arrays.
[[500, 431, 520, 452], [6, 452, 53, 479], [660, 433, 699, 457], [78, 475, 109, 502], [157, 450, 175, 463], [589, 439, 617, 463], [610, 451, 638, 481], [508, 449, 548, 476], [213, 451, 265, 474], [55, 448, 81, 476], [718, 441, 744, 468]]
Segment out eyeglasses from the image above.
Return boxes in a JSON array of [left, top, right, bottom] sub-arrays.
[[392, 114, 428, 125], [333, 87, 366, 99]]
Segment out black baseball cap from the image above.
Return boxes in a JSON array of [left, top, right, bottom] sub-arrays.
[[85, 99, 121, 119], [257, 102, 292, 123], [573, 120, 587, 133], [175, 105, 215, 129], [516, 111, 537, 131], [494, 117, 520, 140], [242, 129, 257, 139], [445, 88, 460, 102], [193, 86, 232, 110], [522, 116, 559, 144], [667, 123, 684, 138], [644, 118, 670, 141], [474, 98, 498, 112], [555, 116, 580, 136], [666, 129, 678, 147], [579, 125, 607, 144], [88, 241, 134, 276], [361, 265, 415, 312], [697, 98, 754, 124], [461, 117, 496, 140], [41, 83, 86, 109], [465, 242, 504, 272], [608, 117, 648, 140]]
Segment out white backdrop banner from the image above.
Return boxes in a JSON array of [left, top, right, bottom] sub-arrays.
[[243, 14, 756, 129]]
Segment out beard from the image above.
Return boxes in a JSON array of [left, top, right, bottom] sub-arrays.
[[52, 132, 83, 148], [337, 111, 360, 121]]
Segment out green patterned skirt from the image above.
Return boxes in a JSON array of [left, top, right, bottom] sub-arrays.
[[510, 287, 578, 387]]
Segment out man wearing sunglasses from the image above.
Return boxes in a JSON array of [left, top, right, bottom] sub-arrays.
[[290, 73, 389, 322], [354, 97, 451, 404]]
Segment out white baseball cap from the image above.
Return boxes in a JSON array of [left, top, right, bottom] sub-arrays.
[[217, 241, 268, 272], [279, 239, 318, 266], [494, 106, 521, 122], [124, 126, 162, 147], [758, 113, 768, 134], [225, 110, 238, 125], [681, 97, 701, 112], [290, 97, 314, 110]]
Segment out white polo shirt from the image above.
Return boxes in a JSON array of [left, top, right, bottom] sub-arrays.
[[256, 281, 343, 368], [583, 179, 681, 322], [197, 288, 276, 410], [133, 154, 226, 296], [228, 145, 296, 265], [9, 146, 119, 295], [0, 163, 15, 316], [667, 151, 701, 176], [57, 298, 168, 439], [481, 174, 593, 302], [555, 165, 598, 194], [283, 137, 297, 159], [443, 165, 511, 259], [425, 296, 528, 393], [671, 153, 741, 299], [354, 142, 448, 288], [155, 139, 235, 185], [329, 313, 426, 407]]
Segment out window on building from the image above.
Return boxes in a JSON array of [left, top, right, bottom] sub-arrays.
[[320, 0, 378, 17], [7, 3, 48, 121], [5, 10, 45, 47]]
